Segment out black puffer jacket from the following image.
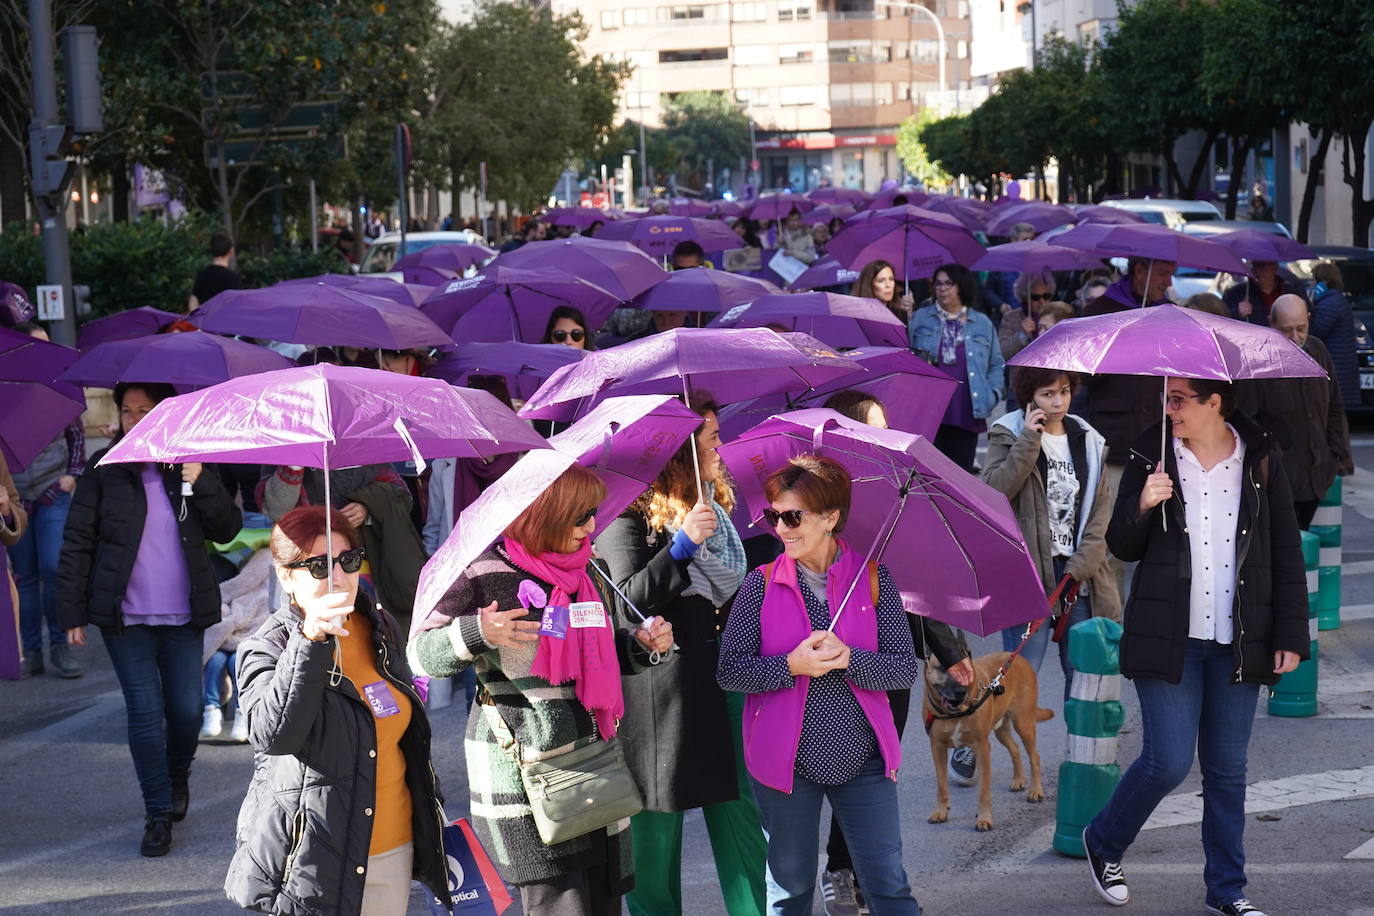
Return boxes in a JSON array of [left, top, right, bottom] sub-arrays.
[[57, 449, 242, 632], [1107, 414, 1310, 686], [225, 596, 450, 916]]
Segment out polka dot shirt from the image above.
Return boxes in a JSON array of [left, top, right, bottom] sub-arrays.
[[1173, 425, 1246, 644]]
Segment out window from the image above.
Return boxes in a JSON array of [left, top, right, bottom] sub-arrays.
[[658, 47, 729, 63], [735, 87, 771, 107], [600, 9, 620, 29], [734, 44, 773, 66], [777, 1, 811, 20], [780, 84, 818, 106], [957, 40, 968, 59], [779, 43, 816, 63], [623, 7, 650, 25], [660, 4, 711, 20], [732, 2, 767, 21], [624, 91, 653, 109], [910, 39, 939, 63], [830, 83, 874, 107]]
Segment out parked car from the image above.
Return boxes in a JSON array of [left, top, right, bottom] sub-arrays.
[[1171, 220, 1295, 301], [1101, 197, 1223, 230], [356, 230, 487, 279]]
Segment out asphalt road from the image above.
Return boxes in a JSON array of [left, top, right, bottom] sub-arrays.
[[3, 436, 1373, 915]]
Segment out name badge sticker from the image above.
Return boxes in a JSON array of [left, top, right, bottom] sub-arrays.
[[569, 601, 607, 629], [540, 605, 570, 639], [363, 681, 401, 718]]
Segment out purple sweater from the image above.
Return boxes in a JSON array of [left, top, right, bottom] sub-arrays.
[[120, 465, 192, 626]]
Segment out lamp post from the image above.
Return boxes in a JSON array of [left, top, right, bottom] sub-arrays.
[[876, 0, 947, 116]]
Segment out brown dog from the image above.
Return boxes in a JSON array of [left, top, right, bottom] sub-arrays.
[[924, 651, 1053, 831]]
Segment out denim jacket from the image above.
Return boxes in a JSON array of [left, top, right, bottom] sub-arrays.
[[908, 304, 1005, 419]]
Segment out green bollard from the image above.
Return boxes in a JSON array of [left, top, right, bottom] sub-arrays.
[[1054, 617, 1124, 858], [1312, 477, 1342, 631], [1269, 531, 1320, 717]]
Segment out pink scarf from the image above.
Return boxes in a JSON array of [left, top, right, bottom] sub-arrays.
[[503, 537, 624, 739]]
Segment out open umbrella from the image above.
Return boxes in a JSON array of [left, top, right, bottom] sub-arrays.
[[191, 284, 453, 349], [970, 240, 1108, 275], [809, 187, 869, 205], [59, 331, 294, 388], [920, 196, 992, 232], [1052, 222, 1249, 274], [710, 200, 745, 218], [544, 207, 620, 229], [278, 273, 432, 308], [76, 306, 182, 351], [491, 237, 669, 302], [419, 266, 621, 343], [1205, 229, 1315, 264], [410, 394, 703, 635], [803, 204, 857, 227], [400, 266, 458, 288], [1072, 205, 1146, 225], [394, 243, 497, 274], [633, 268, 778, 313], [827, 205, 985, 281], [708, 291, 907, 349], [787, 255, 862, 292], [0, 326, 85, 471], [861, 187, 928, 211], [744, 193, 814, 222], [666, 197, 712, 217], [428, 341, 587, 400], [596, 215, 743, 259], [718, 408, 1044, 635], [986, 201, 1076, 237]]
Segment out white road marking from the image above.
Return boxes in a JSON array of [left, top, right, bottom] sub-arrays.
[[1143, 765, 1374, 830], [1347, 836, 1374, 860], [1339, 603, 1374, 622]]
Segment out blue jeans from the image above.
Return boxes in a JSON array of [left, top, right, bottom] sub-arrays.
[[13, 491, 70, 652], [752, 756, 920, 916], [103, 625, 204, 816], [1000, 556, 1093, 702], [1086, 639, 1260, 906], [203, 648, 238, 709]]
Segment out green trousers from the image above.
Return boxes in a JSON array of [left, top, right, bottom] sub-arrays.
[[626, 692, 767, 916]]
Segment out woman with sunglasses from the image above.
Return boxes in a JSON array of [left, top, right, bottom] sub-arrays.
[[226, 506, 450, 916], [57, 382, 242, 857], [718, 455, 922, 916], [596, 395, 768, 916], [543, 306, 595, 350], [409, 464, 674, 915], [999, 270, 1059, 361]]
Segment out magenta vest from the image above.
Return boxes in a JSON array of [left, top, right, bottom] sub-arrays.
[[741, 542, 903, 793]]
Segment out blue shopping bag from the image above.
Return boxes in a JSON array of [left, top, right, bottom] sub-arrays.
[[427, 817, 513, 915]]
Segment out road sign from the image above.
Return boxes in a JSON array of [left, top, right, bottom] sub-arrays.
[[202, 101, 341, 137], [204, 135, 346, 169], [36, 285, 64, 321]]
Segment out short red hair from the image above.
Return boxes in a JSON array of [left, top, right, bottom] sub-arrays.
[[504, 464, 607, 555], [270, 506, 360, 567], [763, 454, 852, 532]]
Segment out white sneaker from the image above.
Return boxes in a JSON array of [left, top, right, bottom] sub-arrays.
[[819, 868, 861, 916], [229, 711, 249, 743], [199, 705, 223, 738]]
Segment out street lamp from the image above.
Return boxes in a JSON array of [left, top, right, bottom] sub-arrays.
[[875, 0, 947, 116]]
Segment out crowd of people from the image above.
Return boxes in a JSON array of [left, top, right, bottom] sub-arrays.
[[0, 192, 1357, 916]]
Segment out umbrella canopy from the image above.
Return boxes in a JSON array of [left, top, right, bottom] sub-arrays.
[[419, 266, 621, 343], [716, 345, 959, 441], [1072, 205, 1146, 225], [809, 187, 869, 205], [394, 243, 496, 273], [76, 306, 182, 351], [803, 204, 857, 226], [59, 331, 294, 388], [710, 200, 745, 218], [0, 326, 85, 471], [100, 363, 548, 470], [718, 408, 1044, 635], [666, 197, 712, 217], [518, 327, 861, 422], [544, 207, 620, 229], [861, 187, 929, 211], [827, 205, 985, 280], [1052, 222, 1249, 274], [490, 237, 669, 302], [708, 291, 907, 349], [970, 240, 1108, 275], [919, 196, 992, 232], [400, 266, 458, 287], [787, 255, 862, 291], [986, 201, 1077, 236], [190, 284, 453, 349], [1205, 229, 1315, 264], [744, 193, 814, 222], [428, 341, 586, 400], [596, 215, 743, 258], [633, 268, 778, 313], [411, 395, 703, 634], [278, 273, 432, 308]]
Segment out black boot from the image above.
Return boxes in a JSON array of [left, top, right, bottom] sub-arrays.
[[170, 771, 190, 822], [140, 814, 172, 857]]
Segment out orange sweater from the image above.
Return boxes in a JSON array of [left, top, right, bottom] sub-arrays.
[[337, 613, 414, 854]]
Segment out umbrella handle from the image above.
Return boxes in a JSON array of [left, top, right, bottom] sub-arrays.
[[1159, 378, 1169, 533]]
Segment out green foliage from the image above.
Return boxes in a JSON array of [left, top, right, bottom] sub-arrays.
[[0, 222, 44, 295], [69, 213, 219, 317], [660, 91, 753, 192], [585, 120, 677, 193], [238, 248, 350, 288], [896, 109, 953, 190]]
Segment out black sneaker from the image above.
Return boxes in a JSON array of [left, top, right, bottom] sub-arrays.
[[1083, 827, 1128, 906], [1206, 899, 1267, 916], [140, 815, 172, 857], [19, 650, 43, 678], [950, 745, 976, 786], [170, 771, 190, 822]]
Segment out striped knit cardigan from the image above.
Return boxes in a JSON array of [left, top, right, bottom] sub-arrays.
[[408, 545, 654, 888]]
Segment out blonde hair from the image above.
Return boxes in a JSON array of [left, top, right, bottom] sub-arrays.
[[632, 394, 736, 532]]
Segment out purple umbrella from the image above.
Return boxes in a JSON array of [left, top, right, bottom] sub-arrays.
[[787, 255, 862, 291], [716, 345, 958, 441], [710, 200, 745, 218], [920, 196, 992, 232], [596, 215, 744, 258], [1206, 229, 1315, 264], [76, 306, 183, 351], [278, 273, 432, 308], [708, 291, 906, 349], [744, 193, 815, 222], [970, 240, 1108, 274], [518, 327, 861, 423], [1053, 222, 1249, 274], [718, 408, 1044, 635], [394, 243, 497, 273], [827, 205, 986, 281], [544, 207, 620, 229], [0, 326, 85, 471], [419, 266, 621, 343], [411, 395, 703, 634], [491, 236, 669, 302], [428, 341, 586, 400], [804, 204, 857, 226], [666, 198, 712, 217], [634, 268, 778, 313], [1072, 205, 1145, 225], [861, 187, 929, 212], [986, 201, 1077, 237], [809, 187, 869, 205], [400, 266, 457, 287], [191, 285, 453, 349], [59, 331, 295, 388]]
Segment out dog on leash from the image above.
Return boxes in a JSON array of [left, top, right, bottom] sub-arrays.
[[923, 651, 1054, 831]]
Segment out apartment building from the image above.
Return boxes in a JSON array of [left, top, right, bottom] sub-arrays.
[[565, 0, 973, 192]]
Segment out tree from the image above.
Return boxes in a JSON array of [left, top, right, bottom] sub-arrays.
[[660, 91, 752, 193], [896, 108, 953, 190], [584, 119, 676, 196]]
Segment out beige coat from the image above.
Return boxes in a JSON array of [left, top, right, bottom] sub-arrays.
[[982, 413, 1121, 621]]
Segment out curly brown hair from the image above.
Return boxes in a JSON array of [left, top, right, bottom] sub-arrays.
[[630, 393, 735, 532]]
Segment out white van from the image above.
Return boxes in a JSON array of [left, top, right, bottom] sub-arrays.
[[1101, 198, 1222, 230]]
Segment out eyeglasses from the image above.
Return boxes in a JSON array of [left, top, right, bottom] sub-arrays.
[[551, 329, 585, 343], [762, 508, 811, 528], [573, 506, 598, 527], [285, 547, 366, 580], [1029, 293, 1053, 302], [1161, 393, 1204, 410], [931, 279, 955, 288]]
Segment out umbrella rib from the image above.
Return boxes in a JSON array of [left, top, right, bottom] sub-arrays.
[[829, 466, 915, 633]]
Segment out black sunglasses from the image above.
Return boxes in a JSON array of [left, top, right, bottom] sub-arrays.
[[573, 506, 598, 527], [1029, 292, 1053, 301], [285, 547, 366, 579], [551, 329, 585, 343], [762, 508, 808, 529]]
